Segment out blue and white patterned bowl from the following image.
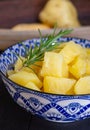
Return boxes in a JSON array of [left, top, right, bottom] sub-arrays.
[[0, 37, 90, 123]]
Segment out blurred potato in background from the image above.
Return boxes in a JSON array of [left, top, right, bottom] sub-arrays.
[[0, 0, 90, 29], [12, 0, 80, 31], [12, 23, 50, 31], [39, 0, 80, 28]]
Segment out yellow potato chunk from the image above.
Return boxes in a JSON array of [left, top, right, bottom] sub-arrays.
[[9, 71, 42, 88], [12, 23, 50, 31], [85, 48, 90, 55], [14, 57, 25, 72], [15, 57, 42, 74], [66, 86, 75, 95], [59, 41, 85, 64], [86, 58, 90, 75], [69, 55, 86, 79], [53, 42, 67, 53], [30, 61, 43, 74], [74, 76, 90, 94], [44, 76, 76, 94], [21, 67, 34, 73], [41, 52, 68, 78], [85, 49, 90, 75], [25, 82, 41, 91], [7, 70, 15, 76]]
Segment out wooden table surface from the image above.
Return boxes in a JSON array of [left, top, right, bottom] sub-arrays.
[[0, 0, 90, 28]]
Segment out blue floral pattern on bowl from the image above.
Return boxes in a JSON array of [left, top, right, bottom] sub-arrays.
[[0, 37, 90, 123]]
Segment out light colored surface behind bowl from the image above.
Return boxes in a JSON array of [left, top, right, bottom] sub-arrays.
[[0, 26, 90, 50]]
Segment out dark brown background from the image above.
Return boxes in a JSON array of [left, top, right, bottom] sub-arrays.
[[0, 0, 90, 28]]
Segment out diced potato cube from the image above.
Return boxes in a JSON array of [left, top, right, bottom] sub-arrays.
[[21, 61, 43, 74], [41, 52, 69, 78], [7, 70, 15, 76], [69, 55, 86, 79], [14, 57, 25, 72], [86, 58, 90, 75], [15, 57, 42, 74], [30, 61, 43, 74], [25, 82, 41, 91], [53, 42, 67, 53], [83, 48, 90, 75], [9, 71, 42, 88], [74, 76, 90, 94], [85, 48, 90, 55], [66, 86, 75, 95], [21, 67, 34, 73], [43, 76, 76, 94], [59, 41, 85, 64]]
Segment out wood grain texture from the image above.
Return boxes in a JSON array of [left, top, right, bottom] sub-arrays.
[[0, 0, 48, 28], [71, 0, 90, 25], [0, 0, 90, 28]]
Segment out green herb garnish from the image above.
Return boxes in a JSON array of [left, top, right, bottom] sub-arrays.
[[23, 29, 72, 68]]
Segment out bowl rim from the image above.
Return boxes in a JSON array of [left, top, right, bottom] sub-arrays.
[[0, 36, 90, 97]]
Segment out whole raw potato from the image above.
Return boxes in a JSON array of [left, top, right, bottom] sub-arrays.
[[39, 0, 80, 28]]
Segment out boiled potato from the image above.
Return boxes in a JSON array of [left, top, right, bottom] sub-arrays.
[[12, 23, 50, 31], [85, 48, 90, 56], [53, 42, 68, 53], [59, 41, 85, 64], [9, 70, 42, 89], [21, 67, 34, 73], [39, 0, 80, 28], [30, 61, 43, 74], [41, 52, 68, 78], [69, 55, 87, 79], [7, 70, 15, 76], [43, 76, 76, 94], [14, 57, 26, 72], [15, 57, 42, 74], [85, 49, 90, 75], [86, 58, 90, 75], [25, 82, 41, 91], [74, 76, 90, 94]]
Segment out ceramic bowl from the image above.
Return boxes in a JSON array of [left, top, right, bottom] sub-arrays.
[[0, 37, 90, 123]]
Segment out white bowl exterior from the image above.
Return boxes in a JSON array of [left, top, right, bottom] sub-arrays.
[[1, 75, 90, 122]]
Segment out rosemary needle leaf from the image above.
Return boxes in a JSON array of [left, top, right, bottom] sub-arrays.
[[23, 28, 73, 67]]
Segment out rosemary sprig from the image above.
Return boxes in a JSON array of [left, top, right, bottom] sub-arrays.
[[23, 29, 72, 67]]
